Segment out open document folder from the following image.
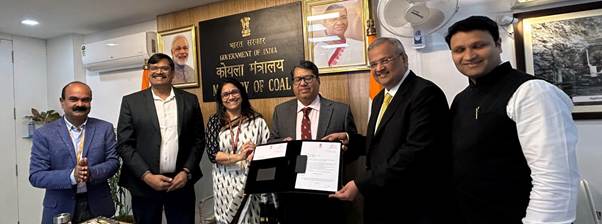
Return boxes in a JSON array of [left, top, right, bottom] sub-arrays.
[[244, 140, 342, 194]]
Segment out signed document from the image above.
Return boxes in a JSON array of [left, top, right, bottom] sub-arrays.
[[294, 141, 341, 192], [253, 142, 288, 161]]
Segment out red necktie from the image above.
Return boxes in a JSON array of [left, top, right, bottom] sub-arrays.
[[301, 107, 312, 140], [327, 40, 346, 66], [327, 47, 344, 66]]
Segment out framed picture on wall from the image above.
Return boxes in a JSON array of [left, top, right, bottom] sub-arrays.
[[514, 1, 602, 119], [303, 0, 370, 74], [158, 25, 199, 88]]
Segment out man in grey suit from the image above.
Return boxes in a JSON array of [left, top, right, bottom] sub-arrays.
[[269, 60, 357, 224]]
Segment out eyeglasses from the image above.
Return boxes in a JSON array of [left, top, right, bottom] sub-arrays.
[[293, 75, 316, 86], [149, 66, 171, 72], [369, 53, 402, 69], [221, 89, 241, 98]]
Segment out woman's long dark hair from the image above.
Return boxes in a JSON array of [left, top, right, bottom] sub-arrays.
[[214, 78, 261, 126]]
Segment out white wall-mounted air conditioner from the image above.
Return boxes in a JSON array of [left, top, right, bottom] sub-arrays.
[[81, 31, 157, 72]]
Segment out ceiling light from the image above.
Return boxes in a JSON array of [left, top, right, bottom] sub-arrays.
[[21, 19, 39, 26]]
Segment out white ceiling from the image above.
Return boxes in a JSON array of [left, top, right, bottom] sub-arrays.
[[0, 0, 220, 39]]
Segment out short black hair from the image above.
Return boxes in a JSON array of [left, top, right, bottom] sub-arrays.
[[147, 53, 175, 71], [61, 81, 92, 99], [290, 60, 320, 80], [445, 16, 500, 49]]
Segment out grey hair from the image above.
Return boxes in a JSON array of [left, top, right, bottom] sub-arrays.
[[171, 35, 188, 47], [368, 37, 406, 56]]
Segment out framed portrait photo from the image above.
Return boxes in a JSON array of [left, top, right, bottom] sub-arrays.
[[303, 0, 370, 74], [158, 25, 199, 88], [514, 1, 602, 119]]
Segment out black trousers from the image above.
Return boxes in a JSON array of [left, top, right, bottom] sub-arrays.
[[277, 193, 346, 224], [131, 184, 195, 224], [73, 193, 93, 223]]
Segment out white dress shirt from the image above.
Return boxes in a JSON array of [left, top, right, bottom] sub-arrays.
[[313, 38, 365, 68], [296, 95, 321, 140], [152, 88, 179, 173], [374, 69, 410, 133], [66, 117, 88, 193], [507, 79, 580, 224]]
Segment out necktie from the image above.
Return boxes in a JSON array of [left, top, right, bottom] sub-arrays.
[[327, 40, 346, 66], [301, 107, 312, 140], [69, 126, 87, 193], [375, 93, 392, 132], [69, 126, 85, 163]]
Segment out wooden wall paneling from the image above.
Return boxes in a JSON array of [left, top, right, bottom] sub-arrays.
[[347, 72, 370, 135]]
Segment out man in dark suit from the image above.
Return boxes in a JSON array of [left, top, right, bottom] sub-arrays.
[[269, 60, 358, 224], [30, 81, 119, 224], [327, 37, 452, 223], [117, 53, 205, 224]]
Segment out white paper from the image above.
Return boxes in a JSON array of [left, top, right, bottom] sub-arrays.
[[252, 143, 288, 161], [294, 141, 341, 192]]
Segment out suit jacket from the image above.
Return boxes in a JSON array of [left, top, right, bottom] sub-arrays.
[[29, 117, 119, 224], [352, 71, 453, 223], [269, 96, 358, 224], [117, 88, 205, 197], [269, 96, 357, 142]]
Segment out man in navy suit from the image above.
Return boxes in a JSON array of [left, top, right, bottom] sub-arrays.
[[30, 81, 119, 224]]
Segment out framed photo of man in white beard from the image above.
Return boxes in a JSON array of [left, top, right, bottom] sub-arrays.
[[158, 25, 199, 88]]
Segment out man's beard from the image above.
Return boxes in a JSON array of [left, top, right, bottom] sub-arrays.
[[175, 57, 187, 66]]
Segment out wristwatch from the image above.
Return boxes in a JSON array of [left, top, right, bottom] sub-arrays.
[[183, 169, 192, 180]]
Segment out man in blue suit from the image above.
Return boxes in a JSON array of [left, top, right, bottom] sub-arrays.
[[29, 81, 119, 223]]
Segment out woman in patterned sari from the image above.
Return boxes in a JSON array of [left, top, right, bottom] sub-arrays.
[[206, 78, 270, 224]]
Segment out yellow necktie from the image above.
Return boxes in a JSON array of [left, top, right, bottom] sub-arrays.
[[375, 93, 392, 132]]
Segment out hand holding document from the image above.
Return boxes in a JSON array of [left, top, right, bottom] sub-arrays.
[[241, 141, 256, 161], [321, 132, 349, 151]]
